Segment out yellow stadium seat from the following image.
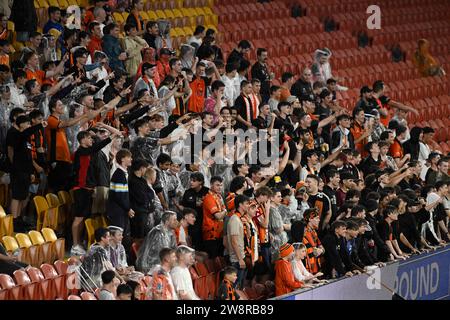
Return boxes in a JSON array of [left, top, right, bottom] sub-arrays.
[[195, 7, 205, 16], [67, 0, 78, 6], [16, 233, 41, 266], [175, 0, 183, 8], [172, 9, 183, 18], [46, 193, 60, 207], [29, 230, 52, 265], [122, 11, 130, 21], [147, 11, 158, 21], [155, 10, 166, 19], [57, 190, 72, 206], [48, 0, 59, 7], [183, 26, 194, 37], [41, 228, 65, 261], [33, 196, 51, 231], [34, 0, 40, 8], [163, 9, 175, 20], [57, 0, 69, 8], [113, 12, 125, 24], [140, 11, 150, 21], [0, 206, 13, 238], [84, 218, 96, 249], [2, 236, 19, 252]]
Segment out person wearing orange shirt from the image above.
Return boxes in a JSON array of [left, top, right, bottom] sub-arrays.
[[279, 72, 295, 102], [87, 22, 103, 58], [0, 39, 11, 67], [46, 99, 90, 192], [274, 243, 304, 296], [23, 51, 66, 86], [202, 176, 227, 258], [389, 124, 410, 169], [253, 186, 272, 271], [371, 80, 419, 127], [188, 62, 207, 114], [176, 208, 196, 247]]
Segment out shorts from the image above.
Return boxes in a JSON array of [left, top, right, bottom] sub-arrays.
[[92, 186, 109, 214], [72, 188, 93, 218], [11, 171, 31, 200]]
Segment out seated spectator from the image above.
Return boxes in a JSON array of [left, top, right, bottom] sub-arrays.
[[116, 284, 133, 300], [136, 211, 178, 273], [171, 245, 200, 300], [291, 243, 324, 284], [99, 270, 118, 300], [274, 243, 304, 296], [413, 39, 446, 77], [217, 266, 241, 300], [149, 247, 178, 300], [0, 242, 29, 276]]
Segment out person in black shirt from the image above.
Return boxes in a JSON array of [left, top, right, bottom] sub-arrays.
[[251, 48, 272, 98], [129, 159, 154, 240], [322, 220, 353, 279], [355, 86, 377, 114], [227, 40, 251, 68], [274, 101, 294, 137], [291, 67, 315, 102], [143, 21, 159, 50], [10, 115, 44, 230], [180, 172, 209, 251], [398, 198, 433, 253], [377, 205, 408, 261], [252, 102, 274, 130], [322, 169, 340, 223], [360, 141, 381, 177], [305, 174, 331, 236]]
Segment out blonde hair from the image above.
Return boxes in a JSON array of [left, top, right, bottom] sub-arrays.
[[293, 242, 307, 251], [144, 167, 156, 180]]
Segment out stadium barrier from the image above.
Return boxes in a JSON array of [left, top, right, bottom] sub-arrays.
[[273, 245, 450, 300]]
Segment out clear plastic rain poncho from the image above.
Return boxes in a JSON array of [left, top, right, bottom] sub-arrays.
[[135, 223, 177, 274], [80, 244, 113, 290]]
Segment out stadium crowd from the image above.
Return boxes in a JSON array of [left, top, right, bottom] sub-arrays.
[[0, 0, 449, 300]]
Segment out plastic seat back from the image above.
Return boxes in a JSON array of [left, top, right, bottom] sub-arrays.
[[84, 218, 96, 249], [2, 235, 19, 252], [29, 230, 45, 245]]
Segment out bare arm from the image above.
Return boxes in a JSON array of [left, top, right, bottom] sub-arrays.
[[318, 114, 336, 129]]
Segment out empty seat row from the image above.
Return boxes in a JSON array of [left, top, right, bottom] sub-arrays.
[[2, 228, 65, 267], [0, 259, 71, 300]]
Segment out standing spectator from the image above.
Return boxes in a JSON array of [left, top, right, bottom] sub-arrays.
[[9, 70, 30, 109], [87, 22, 103, 58], [426, 158, 449, 185], [267, 85, 281, 116], [123, 23, 149, 76], [331, 114, 354, 153], [150, 248, 178, 300], [136, 211, 178, 273], [43, 6, 64, 35], [46, 99, 87, 192], [10, 0, 37, 43], [418, 127, 435, 165], [321, 220, 353, 278], [156, 48, 173, 81], [279, 72, 295, 102], [70, 128, 114, 256], [204, 80, 225, 120], [269, 189, 289, 261], [234, 80, 258, 129], [9, 115, 44, 230], [304, 174, 332, 235], [102, 23, 127, 72], [227, 40, 251, 67], [188, 25, 206, 49], [187, 62, 207, 114], [377, 205, 408, 261], [107, 149, 134, 235], [253, 187, 272, 271], [128, 159, 153, 240], [126, 0, 145, 35], [181, 172, 209, 250], [251, 48, 272, 98], [202, 176, 227, 258], [176, 208, 196, 247], [274, 243, 304, 296], [227, 194, 249, 289], [143, 21, 159, 50], [171, 245, 200, 300], [301, 208, 325, 274], [116, 284, 133, 300], [221, 62, 239, 107], [134, 62, 158, 98], [291, 68, 315, 102]]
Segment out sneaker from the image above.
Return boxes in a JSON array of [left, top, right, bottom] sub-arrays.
[[70, 245, 87, 256]]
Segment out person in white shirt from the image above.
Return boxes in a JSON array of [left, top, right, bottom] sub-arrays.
[[221, 63, 239, 107], [87, 51, 109, 100], [419, 127, 435, 165], [170, 245, 200, 300], [188, 25, 206, 50], [291, 243, 324, 285], [134, 62, 158, 98], [9, 70, 31, 109]]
